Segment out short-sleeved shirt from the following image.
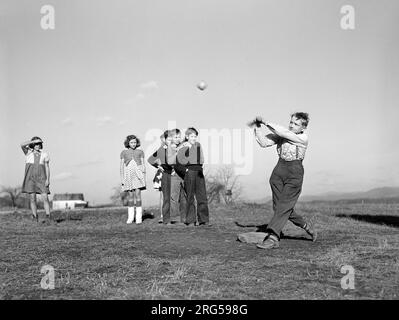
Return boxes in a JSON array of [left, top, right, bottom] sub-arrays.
[[120, 148, 144, 166], [25, 150, 50, 164]]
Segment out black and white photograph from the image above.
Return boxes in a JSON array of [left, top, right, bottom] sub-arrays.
[[0, 0, 398, 306]]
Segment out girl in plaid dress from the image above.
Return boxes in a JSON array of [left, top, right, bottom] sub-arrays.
[[120, 135, 146, 224]]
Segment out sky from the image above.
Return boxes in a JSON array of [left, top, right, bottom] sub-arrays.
[[1, 0, 398, 206]]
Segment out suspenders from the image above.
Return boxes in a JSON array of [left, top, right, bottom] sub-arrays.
[[278, 129, 304, 160], [296, 131, 304, 160], [279, 142, 301, 160]]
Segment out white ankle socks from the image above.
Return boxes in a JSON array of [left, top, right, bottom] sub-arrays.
[[126, 207, 135, 224], [135, 207, 142, 224]]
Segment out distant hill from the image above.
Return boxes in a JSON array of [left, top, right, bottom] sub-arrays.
[[248, 187, 399, 203], [250, 196, 271, 204], [300, 187, 399, 202]]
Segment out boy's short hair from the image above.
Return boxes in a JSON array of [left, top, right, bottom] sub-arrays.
[[124, 135, 141, 148], [291, 112, 310, 128], [169, 128, 181, 136], [185, 127, 198, 136], [29, 136, 43, 149]]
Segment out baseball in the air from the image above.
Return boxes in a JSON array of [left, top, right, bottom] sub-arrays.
[[197, 81, 207, 91]]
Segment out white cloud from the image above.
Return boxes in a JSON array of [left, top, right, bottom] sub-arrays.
[[140, 80, 158, 90], [61, 117, 73, 126], [96, 116, 113, 126], [122, 80, 157, 106], [53, 172, 74, 181]]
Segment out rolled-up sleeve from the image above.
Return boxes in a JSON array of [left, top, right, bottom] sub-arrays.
[[254, 127, 280, 148], [266, 123, 308, 147]]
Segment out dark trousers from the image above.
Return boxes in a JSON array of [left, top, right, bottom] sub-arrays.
[[184, 169, 209, 224], [170, 174, 187, 223], [161, 172, 172, 223], [267, 159, 306, 239]]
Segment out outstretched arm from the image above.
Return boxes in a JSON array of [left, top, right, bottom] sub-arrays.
[[265, 123, 308, 146], [254, 127, 280, 148]]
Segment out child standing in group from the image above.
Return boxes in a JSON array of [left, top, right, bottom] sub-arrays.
[[120, 135, 146, 224], [167, 128, 187, 225], [20, 137, 51, 223], [176, 127, 210, 226], [148, 130, 174, 225], [153, 134, 166, 223]]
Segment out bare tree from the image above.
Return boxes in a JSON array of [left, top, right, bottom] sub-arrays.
[[110, 186, 128, 206], [205, 165, 243, 205], [0, 186, 23, 209], [204, 171, 224, 204], [216, 165, 242, 204], [110, 186, 123, 206]]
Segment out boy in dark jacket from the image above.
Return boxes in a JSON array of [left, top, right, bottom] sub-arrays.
[[148, 130, 174, 225], [175, 127, 210, 226]]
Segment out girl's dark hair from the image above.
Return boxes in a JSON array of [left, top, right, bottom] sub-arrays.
[[291, 112, 310, 128], [29, 136, 43, 149], [124, 135, 141, 148]]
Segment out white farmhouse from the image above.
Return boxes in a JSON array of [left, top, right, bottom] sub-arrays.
[[52, 193, 88, 210]]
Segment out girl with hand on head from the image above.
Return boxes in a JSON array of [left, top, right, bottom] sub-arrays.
[[20, 136, 51, 222]]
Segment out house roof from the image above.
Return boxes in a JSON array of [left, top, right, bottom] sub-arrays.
[[53, 193, 85, 201]]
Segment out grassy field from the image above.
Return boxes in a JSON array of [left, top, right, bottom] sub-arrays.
[[1, 202, 398, 300]]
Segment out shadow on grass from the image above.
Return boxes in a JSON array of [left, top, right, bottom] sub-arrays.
[[336, 214, 399, 228], [51, 209, 156, 223], [234, 222, 312, 241], [143, 211, 155, 221]]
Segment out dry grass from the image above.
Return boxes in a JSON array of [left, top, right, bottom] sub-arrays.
[[1, 202, 399, 300]]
